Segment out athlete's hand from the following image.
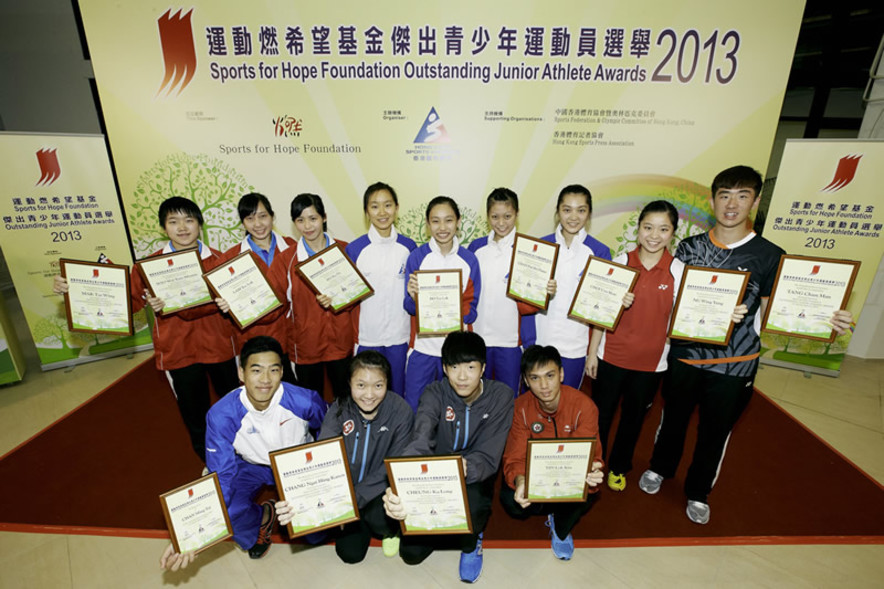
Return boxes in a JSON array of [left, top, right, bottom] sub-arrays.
[[145, 289, 165, 313], [731, 304, 748, 323], [546, 279, 557, 297], [215, 297, 231, 313], [159, 543, 196, 571], [275, 500, 294, 526], [407, 274, 419, 299], [52, 275, 69, 295], [383, 487, 407, 520], [829, 309, 853, 335], [622, 292, 635, 308], [316, 293, 333, 309], [585, 461, 604, 487], [585, 356, 598, 378], [513, 476, 532, 508]]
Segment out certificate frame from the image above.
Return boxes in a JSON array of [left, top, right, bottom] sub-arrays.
[[414, 269, 463, 337], [269, 436, 360, 538], [203, 251, 283, 330], [506, 233, 560, 310], [294, 243, 374, 314], [761, 254, 860, 343], [159, 472, 233, 556], [567, 256, 639, 330], [668, 266, 749, 346], [60, 258, 134, 336], [135, 249, 213, 315], [384, 455, 472, 536], [524, 438, 595, 503]]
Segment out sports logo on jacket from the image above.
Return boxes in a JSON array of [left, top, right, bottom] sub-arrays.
[[531, 421, 544, 433], [343, 419, 355, 435], [445, 406, 456, 421], [156, 8, 197, 97]]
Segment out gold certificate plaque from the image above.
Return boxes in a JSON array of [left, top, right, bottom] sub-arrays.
[[60, 259, 133, 336], [270, 437, 360, 537], [203, 251, 282, 329], [568, 257, 639, 330], [506, 233, 559, 310], [159, 472, 233, 555], [761, 255, 860, 342], [136, 250, 213, 314], [295, 243, 374, 313], [414, 269, 463, 336], [385, 455, 472, 535], [525, 438, 595, 502], [668, 266, 749, 345]]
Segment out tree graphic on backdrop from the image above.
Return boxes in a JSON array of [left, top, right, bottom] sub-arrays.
[[397, 204, 487, 246], [129, 153, 253, 257]]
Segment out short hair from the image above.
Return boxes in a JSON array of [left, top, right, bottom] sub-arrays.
[[238, 192, 275, 222], [711, 166, 763, 198], [426, 196, 461, 221], [556, 184, 592, 212], [240, 336, 284, 367], [638, 200, 679, 231], [290, 193, 328, 231], [520, 345, 562, 376], [363, 182, 399, 212], [158, 196, 203, 228], [486, 187, 519, 213], [441, 331, 486, 367], [348, 350, 392, 387]]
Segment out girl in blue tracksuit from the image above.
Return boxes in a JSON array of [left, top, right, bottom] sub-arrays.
[[346, 182, 417, 398]]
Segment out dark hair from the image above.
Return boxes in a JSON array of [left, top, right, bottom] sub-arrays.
[[486, 187, 519, 213], [348, 350, 392, 388], [520, 345, 562, 376], [711, 166, 763, 198], [238, 192, 275, 222], [638, 200, 679, 231], [441, 331, 486, 366], [425, 196, 460, 221], [290, 193, 328, 231], [158, 196, 203, 227], [240, 336, 284, 367], [363, 182, 399, 212], [556, 184, 592, 212]]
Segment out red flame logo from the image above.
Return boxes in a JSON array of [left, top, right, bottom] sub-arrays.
[[156, 9, 197, 96], [35, 149, 61, 186], [821, 154, 862, 193]]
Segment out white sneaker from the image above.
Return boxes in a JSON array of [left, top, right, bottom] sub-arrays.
[[686, 500, 710, 525], [638, 469, 663, 494]]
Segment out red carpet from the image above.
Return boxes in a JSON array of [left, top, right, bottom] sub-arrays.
[[0, 359, 881, 547]]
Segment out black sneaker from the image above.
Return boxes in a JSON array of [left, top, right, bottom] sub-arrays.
[[248, 500, 276, 559]]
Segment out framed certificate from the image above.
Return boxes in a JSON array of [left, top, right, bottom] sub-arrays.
[[159, 472, 233, 555], [269, 437, 360, 537], [295, 243, 374, 313], [568, 256, 639, 330], [203, 251, 282, 329], [761, 255, 860, 343], [525, 438, 595, 502], [668, 266, 749, 345], [136, 250, 213, 314], [506, 233, 559, 310], [384, 455, 472, 535], [414, 269, 463, 336], [60, 259, 133, 336]]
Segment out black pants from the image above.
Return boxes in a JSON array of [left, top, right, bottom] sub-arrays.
[[592, 359, 662, 474], [166, 358, 239, 462], [399, 476, 495, 565], [499, 484, 596, 539], [649, 360, 754, 502], [295, 357, 351, 402], [335, 494, 399, 564]]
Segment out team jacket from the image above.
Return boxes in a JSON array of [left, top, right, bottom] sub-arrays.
[[205, 381, 327, 503], [217, 232, 297, 351], [468, 229, 523, 348], [286, 235, 355, 364], [346, 225, 416, 348], [502, 385, 603, 490], [319, 393, 414, 507], [405, 378, 514, 484], [597, 248, 684, 372], [130, 242, 236, 371], [404, 236, 481, 356], [522, 226, 611, 358]]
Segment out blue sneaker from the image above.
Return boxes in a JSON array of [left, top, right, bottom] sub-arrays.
[[459, 532, 483, 583], [546, 514, 574, 560]]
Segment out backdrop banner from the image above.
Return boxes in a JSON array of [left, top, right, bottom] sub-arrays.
[[760, 139, 884, 376], [0, 133, 152, 371], [0, 290, 26, 384], [78, 0, 806, 259]]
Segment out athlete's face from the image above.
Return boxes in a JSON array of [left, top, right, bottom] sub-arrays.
[[239, 351, 283, 411], [524, 361, 563, 411], [350, 367, 387, 418], [443, 361, 485, 404], [488, 202, 517, 240], [428, 203, 459, 248], [294, 206, 326, 245], [557, 193, 590, 238], [163, 211, 201, 250], [637, 211, 675, 255], [366, 189, 398, 236], [242, 202, 274, 246], [711, 186, 759, 230]]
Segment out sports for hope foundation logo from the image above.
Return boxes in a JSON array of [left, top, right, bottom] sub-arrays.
[[156, 8, 197, 96]]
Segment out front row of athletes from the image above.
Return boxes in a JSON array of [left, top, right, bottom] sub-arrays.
[[161, 332, 603, 583]]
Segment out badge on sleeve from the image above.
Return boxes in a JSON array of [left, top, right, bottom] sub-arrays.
[[343, 419, 355, 435], [531, 421, 544, 434], [445, 406, 456, 421]]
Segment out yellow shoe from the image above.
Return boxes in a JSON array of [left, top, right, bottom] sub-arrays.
[[382, 536, 400, 557], [607, 471, 626, 491]]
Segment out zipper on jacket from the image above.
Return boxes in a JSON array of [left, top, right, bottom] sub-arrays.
[[462, 406, 471, 450], [358, 421, 371, 483], [452, 420, 461, 451], [351, 431, 360, 464]]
